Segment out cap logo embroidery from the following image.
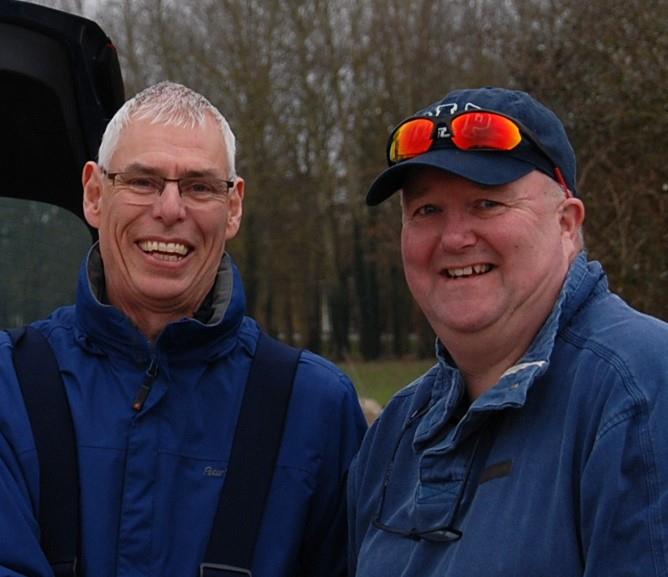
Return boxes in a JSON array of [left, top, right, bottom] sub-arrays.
[[428, 101, 481, 117], [431, 102, 484, 141]]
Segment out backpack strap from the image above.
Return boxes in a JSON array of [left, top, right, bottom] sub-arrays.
[[8, 326, 80, 577], [201, 332, 301, 577]]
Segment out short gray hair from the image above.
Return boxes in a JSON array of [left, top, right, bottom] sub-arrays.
[[97, 81, 237, 177]]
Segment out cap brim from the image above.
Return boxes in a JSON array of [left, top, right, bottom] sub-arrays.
[[365, 149, 538, 206]]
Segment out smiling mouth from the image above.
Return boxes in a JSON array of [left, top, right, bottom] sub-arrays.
[[444, 263, 494, 279], [138, 240, 191, 262]]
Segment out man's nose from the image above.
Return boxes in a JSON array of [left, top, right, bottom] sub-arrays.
[[152, 181, 187, 223], [438, 211, 477, 251]]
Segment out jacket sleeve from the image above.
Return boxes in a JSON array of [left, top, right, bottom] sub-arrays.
[[579, 379, 668, 576], [0, 340, 53, 576], [297, 369, 367, 577]]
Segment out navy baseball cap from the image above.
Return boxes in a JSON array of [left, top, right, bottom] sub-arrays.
[[366, 87, 577, 205]]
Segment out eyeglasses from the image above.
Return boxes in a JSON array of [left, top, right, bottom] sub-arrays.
[[102, 169, 235, 205], [370, 404, 487, 544], [387, 109, 570, 195], [372, 512, 463, 543]]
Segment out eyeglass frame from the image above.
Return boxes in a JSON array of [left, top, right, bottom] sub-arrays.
[[387, 109, 571, 197], [370, 403, 490, 544], [100, 167, 236, 203]]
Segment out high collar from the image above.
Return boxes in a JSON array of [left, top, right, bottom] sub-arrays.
[[411, 251, 607, 450], [74, 243, 247, 363]]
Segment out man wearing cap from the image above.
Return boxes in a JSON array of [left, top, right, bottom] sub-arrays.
[[347, 87, 668, 576]]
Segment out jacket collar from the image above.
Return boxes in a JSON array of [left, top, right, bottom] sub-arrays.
[[74, 243, 246, 362]]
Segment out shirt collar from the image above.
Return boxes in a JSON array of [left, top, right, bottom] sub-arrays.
[[413, 251, 599, 448]]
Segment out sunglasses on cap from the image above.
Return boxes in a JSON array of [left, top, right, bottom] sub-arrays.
[[387, 109, 571, 196]]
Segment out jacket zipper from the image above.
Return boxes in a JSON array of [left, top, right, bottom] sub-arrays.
[[132, 357, 159, 412]]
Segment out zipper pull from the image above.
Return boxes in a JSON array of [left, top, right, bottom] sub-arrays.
[[132, 358, 159, 412]]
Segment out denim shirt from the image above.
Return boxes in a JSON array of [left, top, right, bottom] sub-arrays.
[[348, 253, 668, 577]]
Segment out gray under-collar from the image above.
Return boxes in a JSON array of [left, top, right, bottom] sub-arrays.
[[86, 244, 234, 325]]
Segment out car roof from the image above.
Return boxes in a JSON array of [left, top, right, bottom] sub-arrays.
[[0, 0, 125, 228]]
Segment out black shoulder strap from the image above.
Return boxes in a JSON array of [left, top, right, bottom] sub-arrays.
[[8, 326, 80, 577], [201, 332, 301, 577], [10, 327, 299, 577]]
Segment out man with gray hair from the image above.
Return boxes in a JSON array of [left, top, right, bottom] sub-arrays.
[[0, 81, 366, 576]]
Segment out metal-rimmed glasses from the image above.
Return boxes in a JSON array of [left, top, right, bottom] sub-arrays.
[[101, 168, 235, 205]]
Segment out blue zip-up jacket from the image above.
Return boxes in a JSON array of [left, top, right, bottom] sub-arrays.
[[0, 247, 367, 577], [348, 253, 668, 577]]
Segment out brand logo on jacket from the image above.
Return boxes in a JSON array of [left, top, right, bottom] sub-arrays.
[[203, 466, 225, 477]]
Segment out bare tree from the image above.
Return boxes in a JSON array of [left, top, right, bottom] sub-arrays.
[[40, 0, 668, 358]]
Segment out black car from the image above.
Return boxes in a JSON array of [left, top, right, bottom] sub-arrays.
[[0, 0, 124, 327]]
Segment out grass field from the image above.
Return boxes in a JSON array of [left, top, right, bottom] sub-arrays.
[[337, 358, 435, 407]]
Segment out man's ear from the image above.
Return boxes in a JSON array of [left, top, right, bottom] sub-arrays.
[[82, 161, 103, 229], [225, 177, 245, 240], [559, 197, 586, 252]]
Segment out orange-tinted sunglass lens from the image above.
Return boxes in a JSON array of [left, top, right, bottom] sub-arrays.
[[450, 112, 522, 151], [389, 118, 435, 162]]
